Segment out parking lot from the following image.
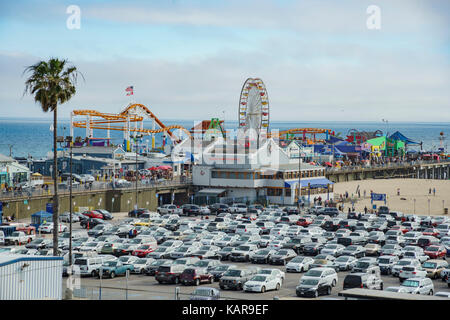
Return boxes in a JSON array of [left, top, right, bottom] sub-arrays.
[[4, 204, 450, 300]]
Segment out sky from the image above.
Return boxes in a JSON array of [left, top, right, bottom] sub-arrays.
[[0, 0, 449, 123]]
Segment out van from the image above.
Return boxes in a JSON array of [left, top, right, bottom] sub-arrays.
[[343, 273, 383, 290], [74, 256, 107, 277]]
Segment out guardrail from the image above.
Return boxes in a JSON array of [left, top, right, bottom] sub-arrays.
[[325, 159, 450, 173], [0, 177, 193, 200]]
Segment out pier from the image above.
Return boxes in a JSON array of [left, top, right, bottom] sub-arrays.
[[326, 160, 450, 182]]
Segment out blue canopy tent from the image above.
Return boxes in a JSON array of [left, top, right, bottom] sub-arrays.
[[389, 131, 421, 145], [31, 211, 52, 229]]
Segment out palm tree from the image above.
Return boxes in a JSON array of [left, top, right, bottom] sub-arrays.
[[24, 58, 82, 255]]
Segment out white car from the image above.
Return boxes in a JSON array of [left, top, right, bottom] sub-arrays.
[[79, 242, 103, 253], [157, 204, 182, 215], [286, 256, 315, 273], [38, 222, 68, 234], [399, 266, 428, 282], [392, 259, 422, 277], [301, 267, 338, 288], [399, 277, 434, 295], [384, 286, 409, 293], [199, 206, 211, 215], [257, 268, 285, 284], [243, 274, 282, 293], [229, 203, 248, 214]]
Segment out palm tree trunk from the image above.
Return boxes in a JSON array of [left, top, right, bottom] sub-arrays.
[[53, 106, 59, 255]]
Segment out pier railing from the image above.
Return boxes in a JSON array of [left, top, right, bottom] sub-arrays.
[[0, 177, 193, 201], [325, 159, 450, 173]]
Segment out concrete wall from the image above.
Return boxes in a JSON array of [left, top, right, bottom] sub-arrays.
[[1, 186, 190, 220]]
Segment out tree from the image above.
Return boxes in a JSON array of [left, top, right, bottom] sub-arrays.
[[24, 58, 82, 255]]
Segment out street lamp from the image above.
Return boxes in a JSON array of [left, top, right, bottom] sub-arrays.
[[65, 136, 73, 267]]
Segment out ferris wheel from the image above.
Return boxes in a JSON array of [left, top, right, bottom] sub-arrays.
[[238, 78, 269, 131]]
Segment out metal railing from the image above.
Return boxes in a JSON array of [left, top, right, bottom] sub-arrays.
[[325, 159, 450, 173], [0, 177, 193, 200]]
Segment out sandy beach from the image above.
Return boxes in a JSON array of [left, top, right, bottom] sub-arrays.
[[333, 179, 450, 216]]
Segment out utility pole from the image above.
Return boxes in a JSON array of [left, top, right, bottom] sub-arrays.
[[297, 143, 301, 211], [135, 139, 138, 210], [67, 136, 73, 266]]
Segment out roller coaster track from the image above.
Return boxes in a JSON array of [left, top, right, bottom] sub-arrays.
[[72, 103, 192, 142]]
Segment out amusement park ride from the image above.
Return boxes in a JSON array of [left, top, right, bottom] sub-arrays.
[[69, 77, 337, 154]]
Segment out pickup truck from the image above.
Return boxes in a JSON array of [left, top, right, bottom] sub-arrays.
[[98, 260, 134, 279], [5, 231, 36, 246]]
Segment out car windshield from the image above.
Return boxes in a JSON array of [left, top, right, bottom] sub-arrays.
[[378, 258, 392, 264], [291, 257, 305, 263], [103, 261, 117, 267], [423, 262, 437, 268], [135, 259, 147, 264], [426, 247, 439, 251], [193, 288, 214, 297], [401, 280, 419, 287], [222, 247, 233, 252], [356, 262, 370, 268], [398, 260, 412, 265], [336, 256, 350, 262], [256, 250, 270, 255], [224, 270, 242, 277], [194, 261, 208, 267], [250, 276, 267, 282], [305, 270, 323, 277], [301, 279, 319, 285], [214, 265, 229, 271]]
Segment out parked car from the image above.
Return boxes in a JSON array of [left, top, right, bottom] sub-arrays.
[[424, 245, 447, 259], [98, 260, 134, 279], [399, 266, 427, 282], [189, 287, 220, 300], [285, 256, 315, 273], [155, 264, 186, 284], [180, 267, 213, 285], [399, 277, 434, 295], [243, 274, 282, 293], [301, 267, 338, 288], [296, 276, 332, 298], [332, 255, 357, 272], [343, 272, 383, 290], [422, 259, 449, 279], [377, 255, 400, 275], [210, 264, 237, 282], [268, 249, 297, 265], [145, 259, 173, 276], [219, 267, 260, 290]]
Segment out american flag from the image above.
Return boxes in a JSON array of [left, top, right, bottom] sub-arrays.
[[125, 86, 134, 96]]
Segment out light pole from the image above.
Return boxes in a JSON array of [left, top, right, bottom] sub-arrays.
[[66, 136, 73, 266], [297, 145, 301, 211], [413, 198, 416, 215]]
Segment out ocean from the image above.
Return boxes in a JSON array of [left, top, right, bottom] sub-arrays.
[[0, 118, 448, 159]]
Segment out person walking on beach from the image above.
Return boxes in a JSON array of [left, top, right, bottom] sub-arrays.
[[429, 188, 432, 195], [433, 188, 436, 196], [364, 206, 368, 214]]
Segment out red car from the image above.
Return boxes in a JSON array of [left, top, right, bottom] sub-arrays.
[[297, 217, 313, 227], [424, 245, 447, 259], [180, 267, 213, 286], [82, 210, 104, 219], [390, 225, 408, 234], [132, 244, 157, 257], [422, 228, 439, 237]]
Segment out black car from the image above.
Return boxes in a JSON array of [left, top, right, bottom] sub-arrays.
[[209, 203, 230, 214], [303, 243, 324, 256], [80, 218, 106, 229], [95, 209, 113, 220], [321, 208, 339, 217], [322, 220, 340, 232], [283, 206, 299, 215], [378, 206, 389, 215], [181, 204, 201, 216], [217, 247, 235, 261], [128, 208, 149, 218]]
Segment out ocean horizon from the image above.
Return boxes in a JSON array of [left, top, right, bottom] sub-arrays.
[[0, 117, 448, 159]]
